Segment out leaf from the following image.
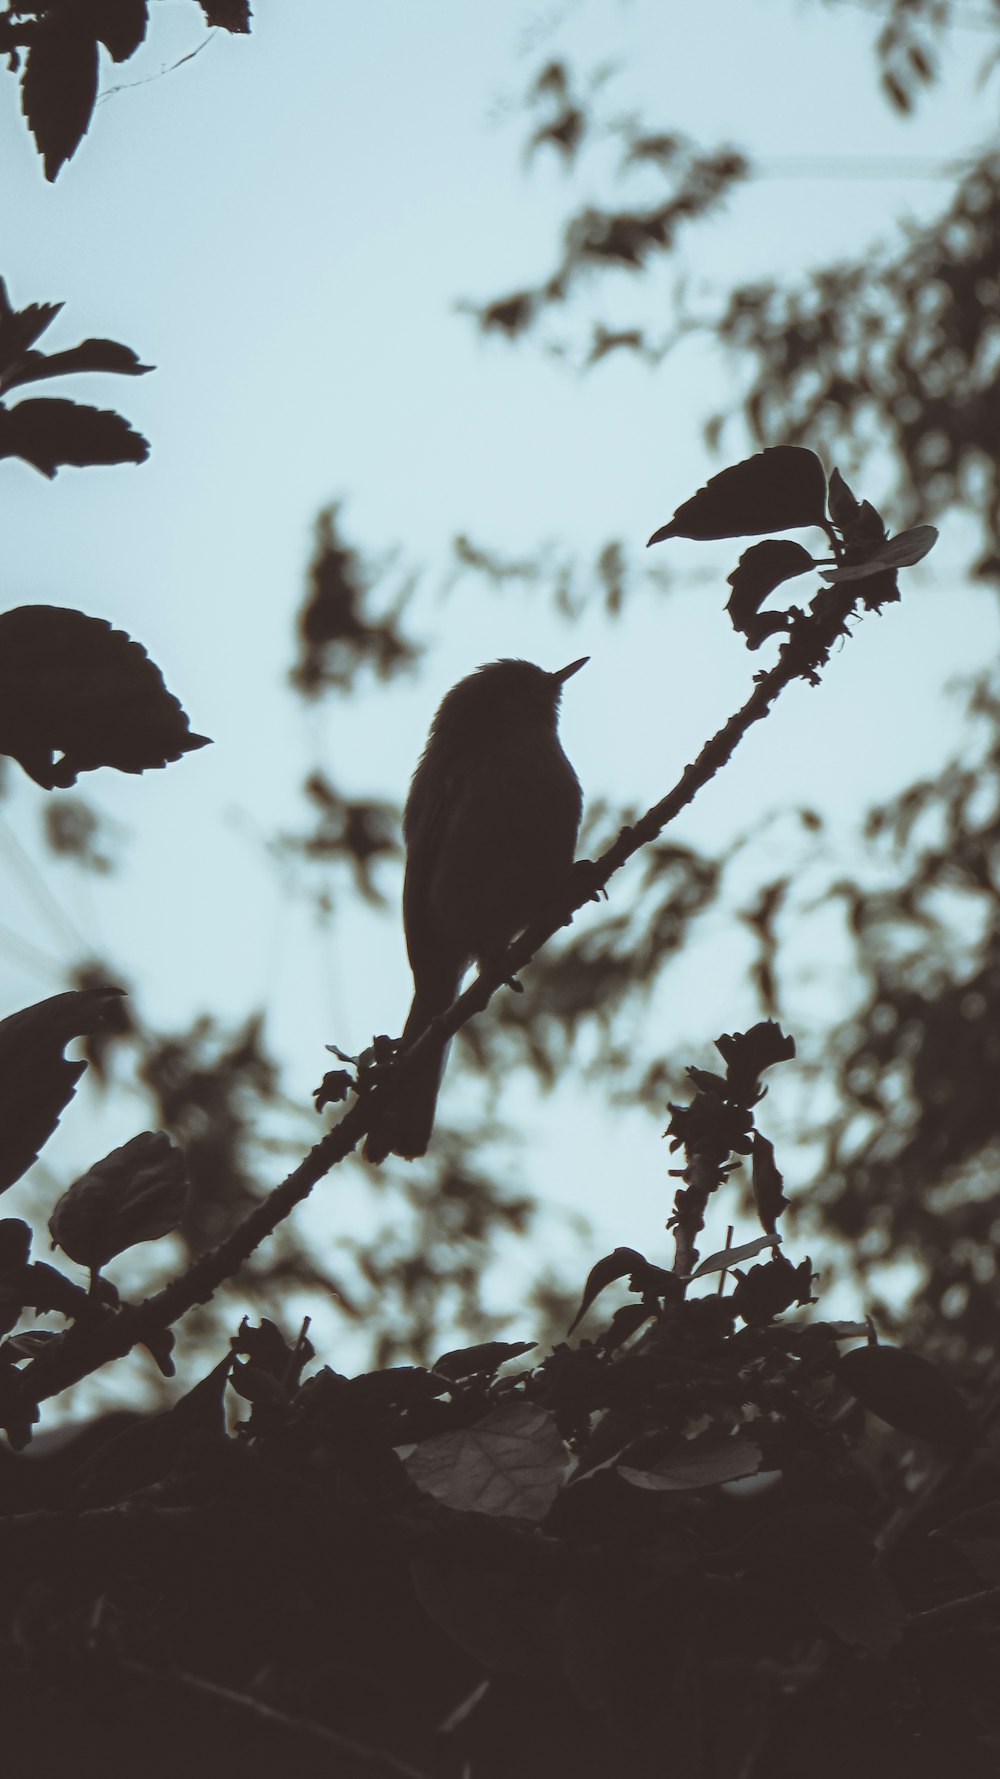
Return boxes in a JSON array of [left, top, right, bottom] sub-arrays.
[[406, 1401, 567, 1520], [197, 0, 252, 29], [725, 539, 815, 638], [0, 280, 63, 376], [731, 1252, 816, 1325], [91, 0, 149, 62], [0, 1220, 31, 1270], [0, 606, 211, 788], [648, 447, 828, 545], [752, 1131, 789, 1235], [0, 338, 153, 396], [838, 1344, 981, 1445], [21, 15, 99, 181], [567, 1245, 651, 1334], [820, 524, 938, 582], [433, 1340, 536, 1381], [49, 1130, 189, 1271], [0, 986, 124, 1192], [826, 467, 861, 530], [690, 1233, 779, 1279], [0, 399, 148, 476], [618, 1433, 763, 1491]]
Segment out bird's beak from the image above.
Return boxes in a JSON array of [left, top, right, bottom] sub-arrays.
[[551, 656, 589, 685]]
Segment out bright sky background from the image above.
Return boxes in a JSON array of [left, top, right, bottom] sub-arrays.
[[2, 0, 998, 1361]]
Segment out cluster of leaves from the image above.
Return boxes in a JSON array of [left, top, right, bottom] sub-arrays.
[[473, 39, 1000, 563], [647, 442, 937, 648], [0, 985, 193, 1443], [0, 278, 150, 477], [0, 282, 208, 784], [1, 1025, 996, 1776], [0, 0, 251, 181]]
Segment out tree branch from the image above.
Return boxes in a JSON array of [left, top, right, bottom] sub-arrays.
[[20, 584, 862, 1408]]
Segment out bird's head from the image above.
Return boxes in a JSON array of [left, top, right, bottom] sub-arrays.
[[430, 657, 588, 743]]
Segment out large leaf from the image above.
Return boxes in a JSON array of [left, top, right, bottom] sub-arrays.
[[618, 1432, 763, 1491], [0, 398, 148, 476], [407, 1401, 567, 1521], [0, 605, 211, 788], [21, 14, 99, 181], [197, 0, 252, 29], [91, 0, 149, 63], [0, 987, 124, 1193], [648, 447, 828, 545], [839, 1344, 981, 1445]]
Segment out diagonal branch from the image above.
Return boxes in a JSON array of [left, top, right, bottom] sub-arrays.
[[21, 585, 861, 1407]]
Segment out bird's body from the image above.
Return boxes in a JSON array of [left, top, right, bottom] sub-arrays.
[[365, 657, 585, 1162]]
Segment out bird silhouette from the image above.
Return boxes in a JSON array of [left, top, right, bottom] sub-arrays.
[[364, 656, 587, 1162]]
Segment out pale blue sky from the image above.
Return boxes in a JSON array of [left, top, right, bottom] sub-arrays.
[[2, 0, 997, 1355]]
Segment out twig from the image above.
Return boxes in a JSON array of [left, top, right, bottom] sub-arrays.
[[115, 1656, 436, 1779]]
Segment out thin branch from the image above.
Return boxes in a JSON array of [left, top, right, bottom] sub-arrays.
[[21, 584, 863, 1407], [115, 1656, 436, 1779]]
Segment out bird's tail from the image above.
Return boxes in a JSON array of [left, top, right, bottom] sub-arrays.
[[363, 981, 457, 1163]]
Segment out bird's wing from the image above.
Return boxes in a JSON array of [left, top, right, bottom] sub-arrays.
[[402, 751, 458, 977]]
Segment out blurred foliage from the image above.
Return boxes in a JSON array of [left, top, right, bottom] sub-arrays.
[[290, 503, 420, 698], [808, 666, 1000, 1359]]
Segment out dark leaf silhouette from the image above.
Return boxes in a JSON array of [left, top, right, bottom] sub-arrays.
[[0, 398, 148, 476], [0, 986, 125, 1192], [726, 538, 815, 643], [838, 1344, 981, 1445], [730, 1251, 816, 1324], [648, 447, 828, 545], [567, 1245, 649, 1333], [0, 1220, 31, 1271], [197, 0, 252, 31], [91, 0, 149, 63], [752, 1131, 789, 1235], [0, 606, 211, 788], [433, 1339, 536, 1381], [826, 466, 862, 532], [0, 279, 62, 373], [0, 337, 152, 396], [20, 14, 99, 181], [49, 1130, 189, 1272]]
